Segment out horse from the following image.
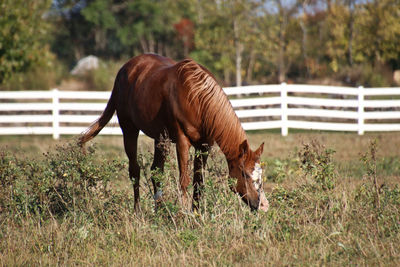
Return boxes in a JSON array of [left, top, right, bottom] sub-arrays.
[[79, 54, 269, 212]]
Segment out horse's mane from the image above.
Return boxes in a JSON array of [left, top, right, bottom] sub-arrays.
[[177, 59, 246, 159]]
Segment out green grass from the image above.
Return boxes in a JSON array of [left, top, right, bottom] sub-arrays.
[[0, 133, 399, 266]]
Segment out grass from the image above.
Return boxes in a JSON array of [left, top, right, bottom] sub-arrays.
[[0, 132, 399, 266]]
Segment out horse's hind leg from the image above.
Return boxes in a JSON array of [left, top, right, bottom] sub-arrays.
[[192, 145, 209, 211], [151, 140, 166, 207], [122, 128, 141, 211]]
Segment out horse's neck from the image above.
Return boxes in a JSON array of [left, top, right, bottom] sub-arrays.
[[177, 59, 246, 161], [214, 127, 246, 162], [203, 104, 246, 162]]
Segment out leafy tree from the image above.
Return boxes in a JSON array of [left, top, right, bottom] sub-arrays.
[[50, 0, 97, 65], [50, 0, 194, 65], [324, 2, 352, 72], [192, 0, 235, 85], [266, 0, 302, 83], [81, 0, 117, 54], [2, 0, 399, 88], [193, 0, 263, 86], [354, 0, 400, 69], [0, 0, 53, 84], [115, 0, 173, 55]]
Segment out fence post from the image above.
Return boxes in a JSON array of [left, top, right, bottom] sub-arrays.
[[52, 88, 60, 139], [358, 86, 364, 135], [281, 82, 288, 136]]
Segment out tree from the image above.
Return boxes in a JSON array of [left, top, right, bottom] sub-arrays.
[[324, 2, 351, 72], [298, 0, 323, 77], [193, 0, 263, 86], [116, 0, 171, 55], [0, 0, 53, 84], [265, 0, 302, 83], [81, 0, 117, 54], [50, 0, 97, 64], [192, 0, 236, 84], [354, 0, 400, 69]]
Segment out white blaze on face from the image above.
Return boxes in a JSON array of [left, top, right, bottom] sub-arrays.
[[251, 163, 263, 190], [251, 163, 269, 212]]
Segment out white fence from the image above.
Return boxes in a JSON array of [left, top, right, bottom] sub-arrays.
[[1, 84, 400, 139]]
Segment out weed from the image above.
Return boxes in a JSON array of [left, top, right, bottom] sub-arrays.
[[299, 140, 337, 190], [265, 157, 300, 183], [354, 140, 400, 240], [360, 139, 380, 209]]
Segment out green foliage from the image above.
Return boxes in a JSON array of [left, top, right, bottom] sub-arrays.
[[351, 139, 400, 245], [81, 0, 116, 30], [193, 0, 263, 84], [265, 157, 299, 183], [0, 60, 67, 91], [116, 1, 164, 47], [266, 141, 337, 190], [353, 179, 400, 241], [0, 142, 125, 220], [2, 0, 400, 87], [355, 0, 400, 66], [299, 141, 337, 190], [178, 229, 199, 248], [337, 64, 393, 87], [0, 0, 54, 85]]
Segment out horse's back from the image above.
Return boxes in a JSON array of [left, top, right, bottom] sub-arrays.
[[122, 53, 175, 84], [114, 54, 217, 145], [115, 54, 181, 140]]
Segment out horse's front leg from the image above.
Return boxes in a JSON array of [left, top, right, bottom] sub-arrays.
[[151, 140, 166, 210], [192, 145, 209, 211], [176, 134, 191, 210]]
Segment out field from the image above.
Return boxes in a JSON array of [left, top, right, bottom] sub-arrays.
[[1, 132, 399, 266]]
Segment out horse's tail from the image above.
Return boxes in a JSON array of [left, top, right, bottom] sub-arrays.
[[78, 75, 119, 150]]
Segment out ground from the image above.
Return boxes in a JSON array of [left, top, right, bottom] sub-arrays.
[[1, 131, 399, 266]]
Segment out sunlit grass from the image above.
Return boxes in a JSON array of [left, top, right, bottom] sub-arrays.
[[0, 133, 399, 265]]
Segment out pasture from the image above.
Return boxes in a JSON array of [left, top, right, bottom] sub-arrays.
[[1, 132, 399, 266]]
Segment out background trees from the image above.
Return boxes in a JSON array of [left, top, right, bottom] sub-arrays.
[[0, 0, 53, 83], [1, 0, 399, 89]]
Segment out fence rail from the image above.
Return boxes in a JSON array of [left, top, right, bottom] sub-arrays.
[[1, 84, 400, 139]]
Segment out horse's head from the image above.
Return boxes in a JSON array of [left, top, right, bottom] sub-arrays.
[[228, 140, 269, 212]]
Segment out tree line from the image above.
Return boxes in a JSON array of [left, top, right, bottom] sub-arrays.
[[1, 0, 400, 88]]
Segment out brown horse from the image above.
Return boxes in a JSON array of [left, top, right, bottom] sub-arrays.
[[79, 54, 269, 212]]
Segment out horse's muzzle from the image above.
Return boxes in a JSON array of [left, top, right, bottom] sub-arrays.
[[258, 191, 269, 212]]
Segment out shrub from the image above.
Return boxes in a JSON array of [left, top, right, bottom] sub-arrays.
[[0, 142, 125, 221], [298, 140, 337, 190], [265, 157, 300, 183], [338, 64, 393, 87], [0, 60, 66, 91]]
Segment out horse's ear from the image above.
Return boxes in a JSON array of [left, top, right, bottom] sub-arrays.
[[239, 140, 249, 159], [255, 142, 264, 157]]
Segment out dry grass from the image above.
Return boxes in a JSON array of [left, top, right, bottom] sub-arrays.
[[0, 132, 399, 266], [0, 132, 398, 188], [248, 131, 400, 161], [3, 131, 399, 159]]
